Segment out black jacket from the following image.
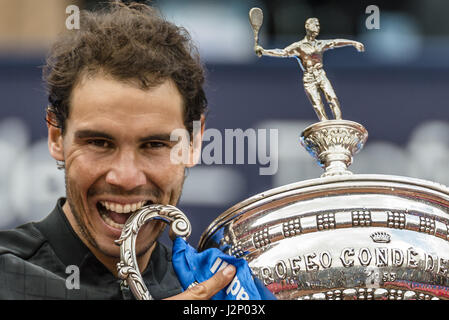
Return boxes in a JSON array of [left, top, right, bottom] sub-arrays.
[[0, 198, 182, 299]]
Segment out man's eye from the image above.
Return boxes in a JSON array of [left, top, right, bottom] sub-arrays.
[[88, 139, 111, 148], [144, 141, 168, 149]]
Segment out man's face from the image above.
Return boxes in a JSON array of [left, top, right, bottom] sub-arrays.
[[50, 74, 193, 259], [306, 19, 320, 38]]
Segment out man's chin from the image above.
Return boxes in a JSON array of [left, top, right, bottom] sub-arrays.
[[98, 234, 161, 260], [90, 213, 165, 263], [94, 241, 122, 259]]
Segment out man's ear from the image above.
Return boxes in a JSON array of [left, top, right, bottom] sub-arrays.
[[46, 112, 64, 162], [187, 115, 205, 168]]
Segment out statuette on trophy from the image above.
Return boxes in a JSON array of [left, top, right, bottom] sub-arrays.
[[250, 8, 368, 177], [251, 14, 364, 121]]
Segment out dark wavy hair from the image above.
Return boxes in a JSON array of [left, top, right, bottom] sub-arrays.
[[43, 1, 207, 134]]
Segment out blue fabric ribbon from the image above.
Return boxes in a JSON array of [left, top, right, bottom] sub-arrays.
[[172, 237, 276, 300]]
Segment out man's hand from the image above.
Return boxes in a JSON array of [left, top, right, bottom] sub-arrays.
[[354, 42, 365, 52], [165, 264, 236, 300], [254, 45, 264, 57]]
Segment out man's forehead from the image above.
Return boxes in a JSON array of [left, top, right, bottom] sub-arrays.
[[306, 18, 319, 26], [70, 76, 183, 116], [69, 113, 185, 136], [65, 75, 186, 136]]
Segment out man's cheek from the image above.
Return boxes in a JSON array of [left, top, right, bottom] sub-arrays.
[[154, 165, 184, 187]]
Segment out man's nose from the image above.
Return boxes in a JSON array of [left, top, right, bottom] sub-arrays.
[[105, 150, 147, 191]]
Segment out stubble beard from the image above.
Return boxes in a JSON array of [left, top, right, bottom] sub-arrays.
[[64, 172, 103, 255], [63, 170, 187, 259]]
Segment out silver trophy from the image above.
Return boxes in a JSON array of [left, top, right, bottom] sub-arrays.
[[117, 8, 449, 300], [199, 8, 449, 300]]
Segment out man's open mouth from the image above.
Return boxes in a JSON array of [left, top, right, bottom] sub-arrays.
[[96, 200, 152, 229]]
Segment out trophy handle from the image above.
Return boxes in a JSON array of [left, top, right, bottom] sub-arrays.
[[249, 7, 263, 50], [115, 204, 191, 300]]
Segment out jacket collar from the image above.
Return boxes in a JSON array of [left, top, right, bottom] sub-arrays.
[[35, 198, 91, 267]]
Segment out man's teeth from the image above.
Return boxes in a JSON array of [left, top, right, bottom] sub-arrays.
[[101, 213, 125, 229], [99, 200, 146, 214]]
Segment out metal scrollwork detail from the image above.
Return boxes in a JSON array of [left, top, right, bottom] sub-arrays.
[[253, 227, 270, 249], [419, 216, 435, 235], [300, 120, 368, 177], [297, 288, 439, 300], [115, 204, 191, 300], [387, 211, 406, 229], [352, 210, 372, 227]]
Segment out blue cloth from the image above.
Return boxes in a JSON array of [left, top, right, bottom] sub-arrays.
[[172, 237, 276, 300]]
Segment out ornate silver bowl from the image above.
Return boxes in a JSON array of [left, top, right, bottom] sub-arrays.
[[198, 174, 449, 300]]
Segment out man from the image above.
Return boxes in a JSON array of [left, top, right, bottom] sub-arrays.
[[0, 2, 235, 299], [256, 17, 364, 121]]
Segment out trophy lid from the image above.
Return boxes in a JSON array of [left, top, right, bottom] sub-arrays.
[[198, 174, 449, 250], [198, 173, 449, 300]]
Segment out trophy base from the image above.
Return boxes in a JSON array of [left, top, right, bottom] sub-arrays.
[[300, 120, 368, 177]]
